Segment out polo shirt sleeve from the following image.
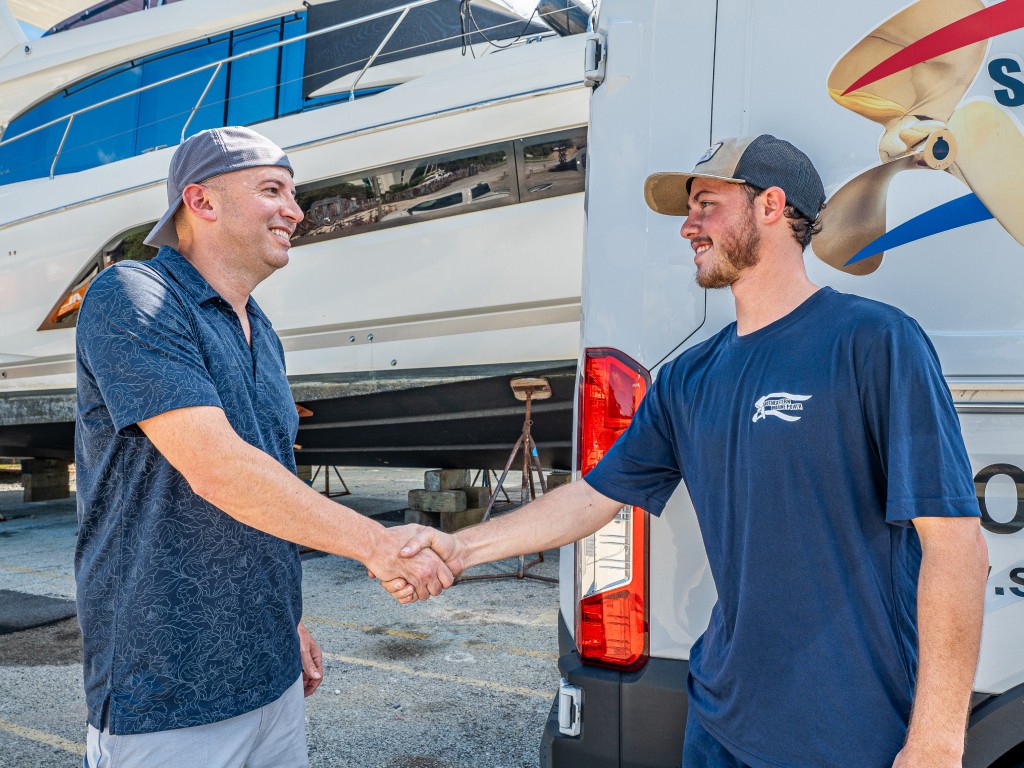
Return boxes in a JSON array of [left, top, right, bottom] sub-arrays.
[[77, 263, 223, 432], [859, 316, 979, 525], [584, 366, 683, 516]]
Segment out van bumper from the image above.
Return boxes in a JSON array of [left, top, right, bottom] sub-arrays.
[[540, 613, 689, 768]]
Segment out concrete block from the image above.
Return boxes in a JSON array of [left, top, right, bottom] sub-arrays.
[[546, 472, 573, 490], [405, 509, 441, 527], [441, 506, 488, 533], [408, 489, 466, 513], [424, 469, 470, 492], [21, 459, 70, 502], [463, 485, 492, 508], [296, 465, 313, 484]]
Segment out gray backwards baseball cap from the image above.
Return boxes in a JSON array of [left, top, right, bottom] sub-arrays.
[[144, 126, 294, 249], [643, 135, 825, 220]]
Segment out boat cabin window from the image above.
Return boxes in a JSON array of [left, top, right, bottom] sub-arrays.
[[517, 131, 588, 203], [291, 127, 586, 246], [292, 142, 516, 243], [39, 127, 586, 331]]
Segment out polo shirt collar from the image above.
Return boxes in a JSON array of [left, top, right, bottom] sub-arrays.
[[155, 246, 273, 327]]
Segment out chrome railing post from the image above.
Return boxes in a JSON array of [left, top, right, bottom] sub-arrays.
[[49, 115, 74, 180], [349, 6, 411, 102], [181, 61, 224, 142]]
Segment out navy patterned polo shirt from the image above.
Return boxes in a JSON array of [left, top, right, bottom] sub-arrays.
[[74, 246, 302, 735]]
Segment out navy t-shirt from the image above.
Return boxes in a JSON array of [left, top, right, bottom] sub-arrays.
[[585, 288, 979, 768], [74, 247, 302, 735]]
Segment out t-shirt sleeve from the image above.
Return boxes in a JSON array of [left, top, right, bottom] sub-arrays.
[[76, 264, 223, 433], [859, 316, 979, 525], [583, 366, 684, 516]]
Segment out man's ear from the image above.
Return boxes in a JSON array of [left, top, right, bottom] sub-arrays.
[[759, 186, 787, 225], [181, 183, 218, 223]]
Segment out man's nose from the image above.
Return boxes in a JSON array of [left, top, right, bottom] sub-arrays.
[[681, 210, 699, 240], [284, 196, 304, 223]]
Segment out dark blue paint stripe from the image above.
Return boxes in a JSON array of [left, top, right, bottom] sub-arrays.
[[844, 193, 994, 266]]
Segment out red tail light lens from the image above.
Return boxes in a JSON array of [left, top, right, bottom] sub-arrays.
[[575, 348, 651, 670]]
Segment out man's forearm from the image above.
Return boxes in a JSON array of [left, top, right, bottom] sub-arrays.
[[455, 479, 624, 568], [193, 435, 383, 561], [903, 521, 988, 759], [140, 406, 395, 567]]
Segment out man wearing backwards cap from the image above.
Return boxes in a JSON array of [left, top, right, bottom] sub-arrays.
[[74, 126, 453, 767], [389, 136, 988, 767]]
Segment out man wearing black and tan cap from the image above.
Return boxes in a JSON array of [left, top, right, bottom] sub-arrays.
[[75, 126, 454, 767], [390, 135, 988, 767]]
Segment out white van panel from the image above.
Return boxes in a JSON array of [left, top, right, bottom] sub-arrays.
[[712, 0, 1024, 377], [961, 410, 1024, 692], [566, 0, 719, 638], [577, 0, 1024, 692]]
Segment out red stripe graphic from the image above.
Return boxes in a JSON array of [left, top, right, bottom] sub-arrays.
[[842, 0, 1024, 96]]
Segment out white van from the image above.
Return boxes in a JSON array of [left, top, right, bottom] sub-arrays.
[[542, 1, 1024, 766]]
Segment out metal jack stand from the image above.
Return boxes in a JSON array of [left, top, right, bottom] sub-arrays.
[[310, 465, 351, 499], [471, 468, 511, 507], [460, 377, 557, 584]]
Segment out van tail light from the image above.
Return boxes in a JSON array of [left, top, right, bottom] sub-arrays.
[[575, 348, 651, 670]]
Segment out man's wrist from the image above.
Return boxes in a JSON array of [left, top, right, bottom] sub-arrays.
[[903, 729, 964, 757], [453, 528, 483, 570], [349, 515, 386, 567]]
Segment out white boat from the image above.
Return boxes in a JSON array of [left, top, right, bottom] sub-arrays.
[[0, 0, 591, 469]]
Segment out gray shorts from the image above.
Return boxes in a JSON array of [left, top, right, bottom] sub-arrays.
[[85, 676, 307, 768]]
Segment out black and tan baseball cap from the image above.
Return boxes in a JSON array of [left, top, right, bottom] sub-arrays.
[[643, 135, 825, 220]]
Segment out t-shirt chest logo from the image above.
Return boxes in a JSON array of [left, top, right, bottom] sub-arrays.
[[752, 392, 812, 423]]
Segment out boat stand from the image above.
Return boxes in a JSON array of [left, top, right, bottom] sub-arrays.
[[459, 377, 557, 584], [472, 468, 512, 507], [310, 465, 351, 498]]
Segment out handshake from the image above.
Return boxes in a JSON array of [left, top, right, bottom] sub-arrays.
[[358, 479, 620, 603], [365, 523, 468, 603]]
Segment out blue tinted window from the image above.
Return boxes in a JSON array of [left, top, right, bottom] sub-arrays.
[[277, 16, 307, 116], [0, 108, 65, 183], [56, 68, 142, 175], [137, 36, 229, 154], [228, 25, 281, 126], [1, 64, 143, 181], [0, 12, 375, 186]]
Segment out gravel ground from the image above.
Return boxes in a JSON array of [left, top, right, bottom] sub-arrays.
[[0, 467, 561, 768]]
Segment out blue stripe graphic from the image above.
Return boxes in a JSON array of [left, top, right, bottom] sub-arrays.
[[844, 193, 994, 266]]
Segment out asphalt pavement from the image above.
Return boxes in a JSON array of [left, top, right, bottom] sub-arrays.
[[0, 467, 561, 768]]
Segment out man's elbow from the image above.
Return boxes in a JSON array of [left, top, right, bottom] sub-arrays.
[[170, 440, 246, 509], [179, 462, 229, 506]]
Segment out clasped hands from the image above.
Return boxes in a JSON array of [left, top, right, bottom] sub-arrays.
[[366, 524, 465, 603]]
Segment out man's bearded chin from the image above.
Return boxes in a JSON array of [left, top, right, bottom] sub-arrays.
[[695, 221, 761, 289]]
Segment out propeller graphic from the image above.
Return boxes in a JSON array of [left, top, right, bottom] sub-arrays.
[[816, 0, 1024, 274]]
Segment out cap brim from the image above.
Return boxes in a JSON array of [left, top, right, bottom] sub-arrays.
[[143, 195, 183, 249], [643, 171, 745, 216]]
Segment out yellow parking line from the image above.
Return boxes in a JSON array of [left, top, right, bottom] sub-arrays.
[[304, 615, 557, 661], [462, 641, 557, 660], [323, 652, 551, 699], [0, 719, 84, 756]]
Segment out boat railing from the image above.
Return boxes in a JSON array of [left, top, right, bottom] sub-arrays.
[[2, 0, 544, 180]]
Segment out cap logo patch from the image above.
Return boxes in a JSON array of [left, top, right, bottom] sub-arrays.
[[696, 142, 723, 165]]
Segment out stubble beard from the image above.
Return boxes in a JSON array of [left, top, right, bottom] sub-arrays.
[[694, 212, 761, 289]]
